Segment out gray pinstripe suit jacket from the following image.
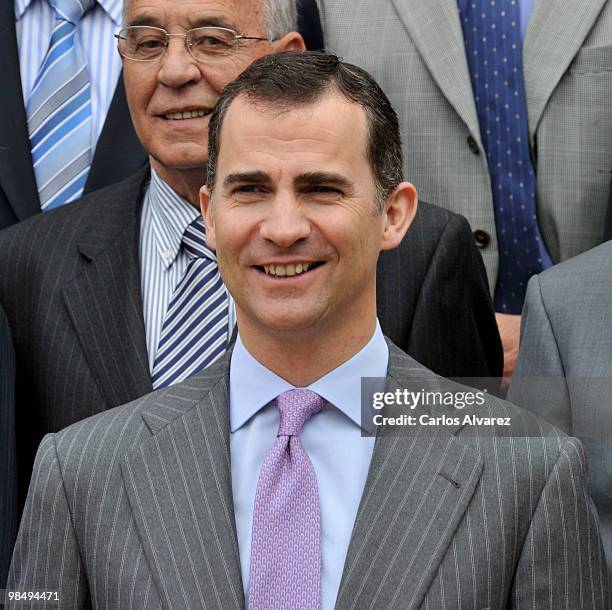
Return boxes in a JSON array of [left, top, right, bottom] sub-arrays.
[[317, 0, 612, 291], [7, 343, 609, 609]]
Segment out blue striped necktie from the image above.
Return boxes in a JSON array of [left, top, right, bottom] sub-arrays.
[[459, 0, 552, 313], [151, 218, 230, 389], [26, 0, 94, 212]]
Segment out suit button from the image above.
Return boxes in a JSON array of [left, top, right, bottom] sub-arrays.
[[467, 135, 480, 155], [473, 229, 490, 248]]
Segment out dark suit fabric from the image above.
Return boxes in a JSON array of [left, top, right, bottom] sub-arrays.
[[7, 344, 608, 608], [0, 305, 17, 589], [0, 166, 501, 506], [0, 3, 149, 230]]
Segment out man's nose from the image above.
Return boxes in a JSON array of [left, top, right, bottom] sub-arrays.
[[157, 37, 202, 87], [259, 197, 311, 248]]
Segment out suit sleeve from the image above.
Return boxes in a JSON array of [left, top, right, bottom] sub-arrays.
[[7, 434, 90, 609], [508, 275, 572, 434], [511, 437, 609, 608], [0, 306, 17, 589], [408, 213, 503, 379]]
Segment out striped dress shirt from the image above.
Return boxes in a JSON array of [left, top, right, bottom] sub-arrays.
[[139, 170, 235, 373], [14, 0, 122, 153]]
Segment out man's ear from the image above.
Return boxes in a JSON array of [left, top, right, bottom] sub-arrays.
[[272, 31, 306, 53], [199, 185, 216, 250], [380, 182, 418, 251]]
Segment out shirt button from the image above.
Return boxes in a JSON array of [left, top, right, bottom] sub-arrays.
[[467, 135, 480, 155], [163, 249, 173, 261], [473, 229, 490, 248]]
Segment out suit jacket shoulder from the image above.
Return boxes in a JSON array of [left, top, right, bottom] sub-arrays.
[[380, 201, 503, 378]]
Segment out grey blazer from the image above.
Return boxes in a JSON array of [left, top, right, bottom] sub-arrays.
[[509, 240, 612, 573], [317, 0, 612, 291], [0, 305, 17, 589], [8, 343, 608, 609]]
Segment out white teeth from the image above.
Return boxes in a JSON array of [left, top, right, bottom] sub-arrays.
[[263, 263, 313, 277], [164, 109, 208, 120]]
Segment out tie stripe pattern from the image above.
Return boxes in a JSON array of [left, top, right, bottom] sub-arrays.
[[249, 389, 325, 610], [151, 218, 230, 389], [460, 0, 552, 313], [26, 0, 94, 211]]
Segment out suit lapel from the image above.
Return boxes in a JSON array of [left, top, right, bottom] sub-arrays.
[[122, 363, 244, 609], [84, 75, 148, 194], [391, 0, 482, 148], [335, 346, 484, 609], [0, 3, 41, 221], [523, 0, 607, 144], [62, 168, 153, 409]]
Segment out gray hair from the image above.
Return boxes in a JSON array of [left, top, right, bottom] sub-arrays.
[[121, 0, 297, 39]]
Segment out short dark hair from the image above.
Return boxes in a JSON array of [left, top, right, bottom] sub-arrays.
[[206, 51, 403, 213]]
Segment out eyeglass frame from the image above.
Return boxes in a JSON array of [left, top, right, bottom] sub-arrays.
[[114, 25, 273, 62]]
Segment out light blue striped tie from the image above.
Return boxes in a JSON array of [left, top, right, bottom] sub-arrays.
[[152, 218, 230, 389], [26, 0, 94, 212]]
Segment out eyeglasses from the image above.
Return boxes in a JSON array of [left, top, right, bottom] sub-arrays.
[[115, 26, 271, 62]]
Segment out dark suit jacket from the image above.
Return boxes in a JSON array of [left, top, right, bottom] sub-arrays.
[[0, 305, 17, 589], [0, 166, 502, 504], [7, 343, 607, 608]]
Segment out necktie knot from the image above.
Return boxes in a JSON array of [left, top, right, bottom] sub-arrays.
[[277, 389, 325, 437], [49, 0, 94, 24], [182, 217, 215, 261]]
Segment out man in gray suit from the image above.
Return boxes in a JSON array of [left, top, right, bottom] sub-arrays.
[[316, 0, 612, 380], [8, 52, 607, 609], [509, 240, 612, 572]]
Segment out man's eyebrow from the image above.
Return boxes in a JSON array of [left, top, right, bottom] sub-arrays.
[[294, 172, 353, 189], [189, 16, 237, 29], [223, 171, 271, 188], [126, 15, 236, 29], [126, 14, 160, 27]]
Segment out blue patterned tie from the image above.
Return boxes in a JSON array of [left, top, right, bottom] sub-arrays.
[[26, 0, 94, 212], [459, 0, 552, 313], [152, 218, 230, 389]]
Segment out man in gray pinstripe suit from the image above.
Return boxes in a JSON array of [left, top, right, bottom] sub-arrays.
[[8, 52, 607, 610]]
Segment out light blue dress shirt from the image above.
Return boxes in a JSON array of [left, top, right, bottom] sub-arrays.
[[230, 323, 388, 610], [15, 0, 123, 152], [519, 0, 533, 39]]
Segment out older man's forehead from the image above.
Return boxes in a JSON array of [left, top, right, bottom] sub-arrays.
[[125, 0, 265, 30]]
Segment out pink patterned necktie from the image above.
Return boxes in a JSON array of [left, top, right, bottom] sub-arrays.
[[248, 389, 325, 610]]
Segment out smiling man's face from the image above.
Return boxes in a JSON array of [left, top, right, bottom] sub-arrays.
[[202, 92, 416, 344], [121, 0, 303, 194]]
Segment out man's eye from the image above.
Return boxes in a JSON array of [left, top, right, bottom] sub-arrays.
[[136, 37, 165, 50], [307, 186, 342, 195], [234, 185, 264, 194]]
